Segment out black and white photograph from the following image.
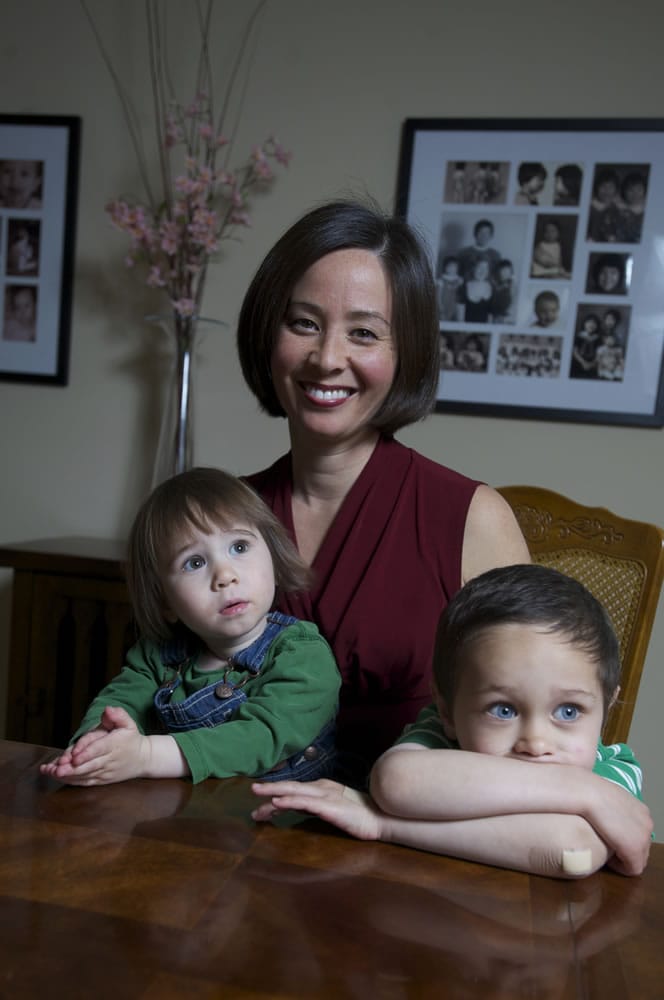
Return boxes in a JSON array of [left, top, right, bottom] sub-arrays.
[[440, 330, 491, 372], [0, 157, 44, 209], [2, 284, 38, 342], [396, 118, 664, 426], [443, 160, 509, 204], [513, 161, 584, 207], [521, 283, 570, 331], [6, 218, 41, 277], [569, 303, 631, 383], [436, 212, 527, 324], [496, 332, 562, 378], [586, 163, 649, 244], [0, 114, 79, 384], [585, 251, 632, 295], [530, 214, 578, 279]]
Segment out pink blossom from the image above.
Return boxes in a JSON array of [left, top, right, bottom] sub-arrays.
[[164, 113, 184, 148], [229, 209, 251, 227], [189, 207, 219, 252], [175, 174, 197, 195], [197, 165, 214, 187], [147, 265, 166, 287], [172, 297, 196, 317], [251, 146, 274, 181], [198, 122, 214, 141], [273, 141, 292, 166], [159, 219, 179, 255]]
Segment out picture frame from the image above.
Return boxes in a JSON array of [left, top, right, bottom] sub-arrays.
[[396, 118, 664, 427], [0, 114, 81, 386]]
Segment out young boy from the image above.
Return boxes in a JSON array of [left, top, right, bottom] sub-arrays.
[[41, 468, 340, 786], [252, 564, 652, 878]]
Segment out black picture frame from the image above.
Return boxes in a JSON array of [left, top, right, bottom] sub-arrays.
[[0, 114, 80, 386], [396, 118, 664, 427]]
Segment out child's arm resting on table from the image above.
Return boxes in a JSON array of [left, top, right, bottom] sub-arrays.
[[39, 706, 189, 784], [370, 744, 652, 876], [251, 779, 612, 878], [252, 742, 652, 878]]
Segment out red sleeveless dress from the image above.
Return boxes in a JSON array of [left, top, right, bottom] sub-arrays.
[[245, 435, 479, 768]]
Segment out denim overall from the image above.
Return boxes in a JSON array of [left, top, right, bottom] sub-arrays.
[[153, 612, 337, 782]]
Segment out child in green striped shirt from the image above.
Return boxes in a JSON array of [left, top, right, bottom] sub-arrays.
[[253, 564, 652, 878]]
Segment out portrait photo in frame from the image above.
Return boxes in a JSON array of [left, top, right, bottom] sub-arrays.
[[0, 114, 80, 385], [396, 118, 664, 427]]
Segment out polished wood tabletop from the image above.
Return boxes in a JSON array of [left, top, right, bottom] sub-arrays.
[[0, 739, 662, 999]]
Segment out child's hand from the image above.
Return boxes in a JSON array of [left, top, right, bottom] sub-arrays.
[[39, 720, 109, 777], [39, 706, 150, 786], [251, 779, 384, 841], [583, 777, 653, 876]]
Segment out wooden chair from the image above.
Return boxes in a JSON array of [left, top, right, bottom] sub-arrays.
[[497, 485, 664, 745]]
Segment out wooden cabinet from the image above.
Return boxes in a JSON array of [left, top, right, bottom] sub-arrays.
[[0, 538, 137, 748]]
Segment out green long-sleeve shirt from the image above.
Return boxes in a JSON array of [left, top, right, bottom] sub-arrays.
[[71, 621, 341, 783]]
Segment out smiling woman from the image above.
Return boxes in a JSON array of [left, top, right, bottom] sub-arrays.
[[270, 248, 397, 448], [238, 199, 531, 785]]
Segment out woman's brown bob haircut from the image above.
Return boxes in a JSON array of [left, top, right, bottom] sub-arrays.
[[237, 199, 440, 436], [126, 467, 310, 643]]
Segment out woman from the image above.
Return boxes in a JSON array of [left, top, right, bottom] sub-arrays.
[[237, 200, 529, 782]]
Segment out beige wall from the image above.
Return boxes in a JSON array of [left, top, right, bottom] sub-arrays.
[[2, 0, 664, 838]]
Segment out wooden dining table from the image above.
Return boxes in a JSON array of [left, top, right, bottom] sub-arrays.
[[0, 739, 662, 999]]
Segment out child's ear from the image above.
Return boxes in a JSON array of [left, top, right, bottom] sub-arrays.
[[433, 685, 457, 741]]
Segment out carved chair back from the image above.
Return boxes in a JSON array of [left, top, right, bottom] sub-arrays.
[[497, 485, 664, 745]]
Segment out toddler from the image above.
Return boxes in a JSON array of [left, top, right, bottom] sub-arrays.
[[41, 467, 341, 785], [531, 220, 570, 278], [437, 255, 464, 321]]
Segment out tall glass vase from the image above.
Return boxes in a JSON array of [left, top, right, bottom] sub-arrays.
[[148, 313, 198, 487], [148, 313, 226, 487]]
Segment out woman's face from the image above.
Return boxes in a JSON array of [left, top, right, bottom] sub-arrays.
[[271, 249, 397, 445]]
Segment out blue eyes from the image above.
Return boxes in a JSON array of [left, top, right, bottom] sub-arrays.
[[488, 703, 517, 720], [229, 541, 249, 555], [553, 704, 580, 722], [487, 703, 582, 722], [183, 555, 205, 572], [181, 540, 249, 571]]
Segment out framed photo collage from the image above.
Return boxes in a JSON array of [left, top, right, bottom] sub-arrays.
[[396, 119, 664, 426], [0, 114, 80, 385]]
